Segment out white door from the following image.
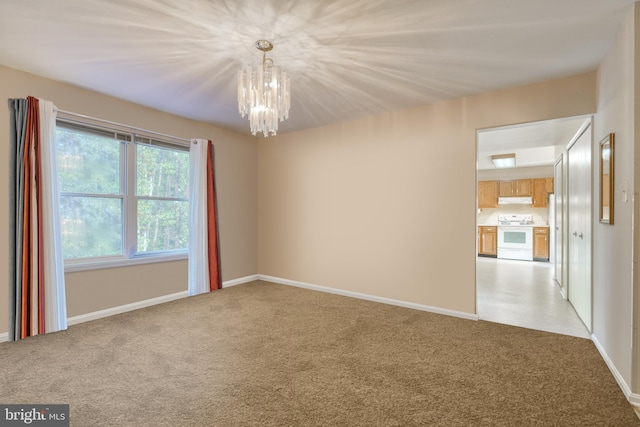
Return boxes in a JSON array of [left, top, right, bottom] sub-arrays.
[[567, 123, 592, 332], [554, 155, 564, 294]]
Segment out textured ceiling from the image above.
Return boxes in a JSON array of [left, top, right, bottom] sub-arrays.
[[0, 0, 635, 136]]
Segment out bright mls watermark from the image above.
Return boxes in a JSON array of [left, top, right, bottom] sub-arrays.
[[0, 405, 68, 426]]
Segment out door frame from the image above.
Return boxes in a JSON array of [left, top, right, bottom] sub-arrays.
[[475, 115, 594, 334], [553, 154, 565, 298]]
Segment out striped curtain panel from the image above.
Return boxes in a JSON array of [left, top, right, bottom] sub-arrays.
[[8, 96, 68, 341], [188, 139, 222, 295]]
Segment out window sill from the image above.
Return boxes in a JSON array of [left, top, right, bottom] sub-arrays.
[[64, 252, 188, 273]]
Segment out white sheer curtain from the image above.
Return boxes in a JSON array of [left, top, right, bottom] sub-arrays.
[[41, 101, 67, 332], [188, 138, 210, 296]]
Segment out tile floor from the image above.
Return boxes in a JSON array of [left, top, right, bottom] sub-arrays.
[[476, 256, 590, 339]]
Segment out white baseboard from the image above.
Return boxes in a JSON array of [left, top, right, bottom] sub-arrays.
[[258, 274, 479, 321], [68, 290, 189, 326], [629, 393, 640, 408], [0, 295, 186, 341], [67, 274, 259, 326], [555, 280, 567, 300], [559, 288, 567, 300], [591, 334, 639, 407], [0, 274, 261, 342], [223, 274, 259, 288]]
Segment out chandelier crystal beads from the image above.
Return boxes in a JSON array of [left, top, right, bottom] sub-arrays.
[[237, 40, 291, 137]]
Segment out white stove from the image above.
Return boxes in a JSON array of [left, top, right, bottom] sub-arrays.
[[498, 214, 533, 226], [497, 214, 533, 261]]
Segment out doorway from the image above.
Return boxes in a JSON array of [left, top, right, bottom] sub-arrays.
[[476, 116, 591, 338]]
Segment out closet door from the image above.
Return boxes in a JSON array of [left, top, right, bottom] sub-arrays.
[[567, 123, 592, 332]]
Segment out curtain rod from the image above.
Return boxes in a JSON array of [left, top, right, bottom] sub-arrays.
[[56, 108, 192, 144]]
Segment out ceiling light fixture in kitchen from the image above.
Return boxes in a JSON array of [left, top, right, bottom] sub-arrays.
[[491, 153, 516, 168], [237, 40, 291, 138]]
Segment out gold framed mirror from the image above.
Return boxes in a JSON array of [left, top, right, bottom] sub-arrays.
[[599, 133, 614, 224]]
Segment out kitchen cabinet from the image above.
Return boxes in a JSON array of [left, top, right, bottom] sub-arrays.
[[533, 227, 549, 260], [499, 179, 532, 197], [532, 177, 554, 208], [478, 226, 497, 257], [478, 181, 498, 208]]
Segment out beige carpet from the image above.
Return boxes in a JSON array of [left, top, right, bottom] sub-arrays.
[[1, 280, 638, 426]]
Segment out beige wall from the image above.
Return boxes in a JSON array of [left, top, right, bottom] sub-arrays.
[[0, 65, 258, 334], [258, 72, 596, 314], [592, 3, 636, 390]]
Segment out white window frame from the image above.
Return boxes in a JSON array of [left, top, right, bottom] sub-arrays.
[[56, 113, 190, 273]]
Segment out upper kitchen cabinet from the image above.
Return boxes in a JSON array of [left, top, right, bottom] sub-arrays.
[[478, 181, 498, 208], [499, 179, 532, 197], [532, 177, 554, 208]]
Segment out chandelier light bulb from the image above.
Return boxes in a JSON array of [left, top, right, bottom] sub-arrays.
[[237, 40, 291, 137]]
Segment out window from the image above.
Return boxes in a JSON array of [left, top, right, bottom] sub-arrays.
[[135, 138, 189, 253], [56, 119, 190, 270]]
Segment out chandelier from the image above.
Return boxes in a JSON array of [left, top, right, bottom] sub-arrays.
[[237, 40, 291, 137]]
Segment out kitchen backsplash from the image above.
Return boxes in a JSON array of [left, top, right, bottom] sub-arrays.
[[478, 204, 549, 225]]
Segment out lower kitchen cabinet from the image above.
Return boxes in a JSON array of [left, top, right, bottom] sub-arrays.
[[533, 227, 549, 261], [478, 226, 497, 257]]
